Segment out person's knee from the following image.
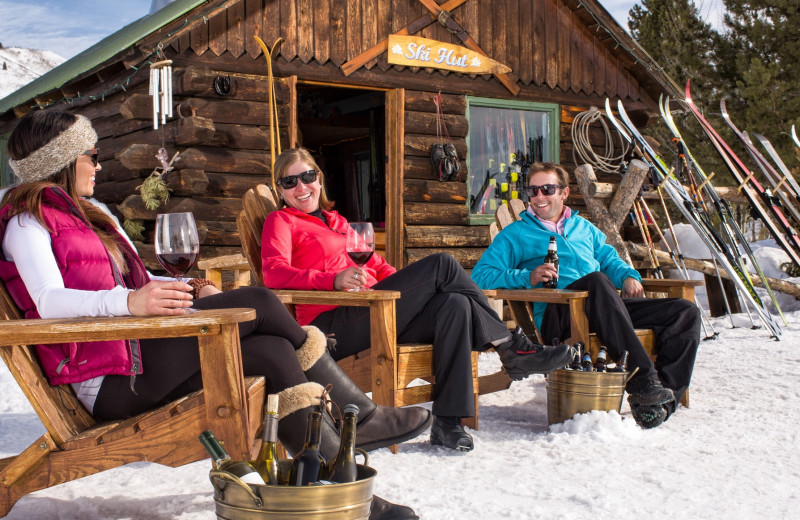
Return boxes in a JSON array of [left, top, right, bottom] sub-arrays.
[[583, 271, 615, 291]]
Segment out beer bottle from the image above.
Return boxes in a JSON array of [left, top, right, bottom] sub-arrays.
[[581, 351, 594, 372], [289, 406, 327, 486], [199, 430, 267, 486], [542, 236, 559, 288], [326, 404, 359, 483], [610, 351, 629, 373], [594, 347, 608, 373], [252, 394, 281, 485]]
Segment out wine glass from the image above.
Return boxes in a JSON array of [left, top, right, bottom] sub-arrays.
[[155, 212, 200, 279], [345, 222, 375, 292]]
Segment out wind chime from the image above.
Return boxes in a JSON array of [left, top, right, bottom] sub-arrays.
[[149, 47, 173, 130]]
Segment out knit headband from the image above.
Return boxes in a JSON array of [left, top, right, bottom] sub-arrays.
[[8, 115, 97, 184]]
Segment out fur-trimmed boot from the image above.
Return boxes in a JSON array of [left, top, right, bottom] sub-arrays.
[[298, 326, 432, 451]]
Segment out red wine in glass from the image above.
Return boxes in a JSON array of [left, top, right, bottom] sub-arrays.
[[347, 250, 374, 266], [345, 222, 375, 291], [155, 212, 200, 279]]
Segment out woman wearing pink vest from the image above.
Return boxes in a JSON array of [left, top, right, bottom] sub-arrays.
[[0, 111, 426, 520]]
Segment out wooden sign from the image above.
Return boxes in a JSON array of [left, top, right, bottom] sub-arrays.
[[387, 34, 511, 75]]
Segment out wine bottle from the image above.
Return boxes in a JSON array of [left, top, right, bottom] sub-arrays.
[[199, 430, 266, 486], [252, 394, 281, 485], [542, 236, 559, 288], [326, 404, 359, 483], [289, 407, 327, 486], [594, 347, 608, 373]]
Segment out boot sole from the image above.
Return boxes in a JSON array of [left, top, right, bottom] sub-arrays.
[[430, 432, 474, 452], [356, 412, 433, 452]]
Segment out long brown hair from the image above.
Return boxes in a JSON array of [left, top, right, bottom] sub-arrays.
[[3, 111, 129, 273], [272, 147, 334, 211]]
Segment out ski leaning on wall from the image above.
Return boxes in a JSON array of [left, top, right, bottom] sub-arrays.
[[604, 98, 783, 339], [683, 82, 800, 272]]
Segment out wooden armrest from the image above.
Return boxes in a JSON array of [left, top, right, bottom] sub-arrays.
[[640, 278, 704, 288], [483, 288, 590, 304], [0, 308, 257, 347], [197, 253, 249, 271], [273, 289, 401, 307]]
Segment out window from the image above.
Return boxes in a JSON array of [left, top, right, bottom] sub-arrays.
[[466, 97, 559, 223]]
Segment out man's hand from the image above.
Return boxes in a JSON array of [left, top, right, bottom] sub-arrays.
[[127, 280, 193, 316], [621, 277, 644, 298], [530, 264, 559, 287]]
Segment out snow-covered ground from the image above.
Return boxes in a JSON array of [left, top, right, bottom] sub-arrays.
[[2, 226, 799, 519]]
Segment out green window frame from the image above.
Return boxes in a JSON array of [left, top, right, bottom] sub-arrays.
[[0, 132, 12, 188], [465, 97, 560, 224]]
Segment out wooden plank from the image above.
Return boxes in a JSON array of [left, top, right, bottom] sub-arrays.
[[263, 0, 281, 49], [404, 110, 468, 137], [297, 0, 314, 63], [583, 26, 594, 95], [362, 0, 378, 69], [405, 155, 436, 180], [376, 0, 392, 71], [190, 13, 210, 55], [227, 0, 246, 58], [479, 0, 493, 58], [404, 201, 467, 225], [518, 0, 533, 85], [118, 194, 243, 221], [545, 0, 558, 88], [405, 90, 465, 114], [405, 225, 490, 248], [385, 88, 405, 268], [280, 0, 297, 60], [404, 134, 467, 158], [404, 178, 467, 204], [245, 0, 263, 58], [330, 0, 348, 66], [178, 66, 290, 102], [314, 0, 331, 64], [558, 0, 570, 90], [405, 247, 485, 268], [368, 300, 398, 408], [208, 7, 227, 56], [506, 0, 519, 84], [346, 0, 362, 61], [532, 0, 546, 85], [570, 9, 582, 93], [117, 144, 268, 175]]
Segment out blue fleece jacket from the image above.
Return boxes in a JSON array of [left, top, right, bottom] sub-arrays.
[[471, 209, 641, 330]]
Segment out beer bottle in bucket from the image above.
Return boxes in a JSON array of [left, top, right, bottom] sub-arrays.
[[253, 394, 281, 485], [581, 351, 594, 372], [594, 347, 608, 373], [609, 351, 629, 373], [199, 430, 267, 486], [542, 236, 559, 288], [289, 406, 327, 486], [327, 404, 359, 483]]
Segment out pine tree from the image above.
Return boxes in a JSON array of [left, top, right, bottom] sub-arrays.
[[718, 0, 800, 170], [628, 0, 731, 185]]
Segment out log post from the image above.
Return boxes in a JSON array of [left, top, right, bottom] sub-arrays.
[[609, 159, 649, 228], [573, 164, 632, 264]]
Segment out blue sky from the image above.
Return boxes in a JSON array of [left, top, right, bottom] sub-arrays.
[[0, 0, 724, 61]]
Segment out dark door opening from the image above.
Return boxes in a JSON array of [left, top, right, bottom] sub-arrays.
[[296, 85, 386, 226]]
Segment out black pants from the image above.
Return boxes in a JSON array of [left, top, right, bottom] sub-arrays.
[[311, 253, 510, 418], [93, 287, 308, 420], [540, 272, 701, 403]]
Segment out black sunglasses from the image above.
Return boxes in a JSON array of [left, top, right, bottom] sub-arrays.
[[276, 169, 318, 189], [83, 148, 99, 167], [525, 184, 565, 197]]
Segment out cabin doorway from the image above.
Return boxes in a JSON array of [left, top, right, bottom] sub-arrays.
[[296, 84, 386, 227]]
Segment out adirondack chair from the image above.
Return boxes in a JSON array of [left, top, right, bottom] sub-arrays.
[[0, 278, 267, 518], [199, 184, 513, 433], [483, 201, 702, 407]]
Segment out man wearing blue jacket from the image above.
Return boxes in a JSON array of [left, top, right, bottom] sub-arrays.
[[472, 162, 701, 429]]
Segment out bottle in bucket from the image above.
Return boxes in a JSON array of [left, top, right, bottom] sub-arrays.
[[253, 394, 281, 485], [609, 351, 629, 373], [568, 341, 583, 370], [594, 347, 608, 373], [289, 406, 327, 486], [327, 404, 359, 483], [581, 351, 594, 372], [542, 236, 559, 288], [199, 430, 266, 486]]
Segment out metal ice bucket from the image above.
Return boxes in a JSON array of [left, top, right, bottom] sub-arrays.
[[545, 369, 628, 425], [210, 460, 375, 520]]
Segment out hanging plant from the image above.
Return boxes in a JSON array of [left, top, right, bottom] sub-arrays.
[[122, 219, 145, 242]]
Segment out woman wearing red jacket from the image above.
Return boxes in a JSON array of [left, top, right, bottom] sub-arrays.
[[261, 147, 575, 451]]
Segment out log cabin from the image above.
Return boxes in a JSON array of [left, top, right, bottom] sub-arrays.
[[0, 0, 683, 274]]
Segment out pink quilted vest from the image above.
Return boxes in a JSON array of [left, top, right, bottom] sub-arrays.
[[0, 187, 150, 385]]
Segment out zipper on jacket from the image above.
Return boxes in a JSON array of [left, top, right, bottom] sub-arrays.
[[55, 357, 69, 374]]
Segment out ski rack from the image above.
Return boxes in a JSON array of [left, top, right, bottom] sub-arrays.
[[683, 82, 800, 271], [604, 98, 782, 339], [660, 96, 786, 327]]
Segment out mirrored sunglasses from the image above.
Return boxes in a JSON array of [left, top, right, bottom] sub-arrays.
[[525, 184, 564, 197], [83, 148, 99, 167], [276, 169, 318, 189]]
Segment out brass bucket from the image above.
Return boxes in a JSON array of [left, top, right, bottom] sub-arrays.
[[545, 369, 628, 425], [210, 460, 375, 520]]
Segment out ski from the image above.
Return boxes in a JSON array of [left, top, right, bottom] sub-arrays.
[[792, 125, 800, 150], [661, 96, 787, 326], [718, 99, 800, 226], [752, 132, 800, 201], [605, 98, 782, 338], [683, 82, 800, 271]]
